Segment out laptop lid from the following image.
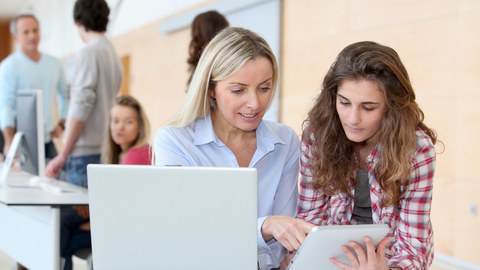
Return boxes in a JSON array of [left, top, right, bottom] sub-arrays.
[[287, 224, 390, 270], [87, 165, 258, 270]]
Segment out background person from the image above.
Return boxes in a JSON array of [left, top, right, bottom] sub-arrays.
[[46, 0, 122, 187], [0, 14, 68, 158], [186, 10, 229, 85], [155, 27, 313, 270], [102, 95, 151, 165], [44, 0, 122, 269], [61, 95, 151, 269], [289, 41, 437, 270]]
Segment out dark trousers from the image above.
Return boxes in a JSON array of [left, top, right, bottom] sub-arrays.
[[45, 141, 57, 160], [60, 207, 91, 270], [60, 154, 100, 270]]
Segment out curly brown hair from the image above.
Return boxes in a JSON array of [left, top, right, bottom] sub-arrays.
[[302, 41, 437, 206], [187, 10, 229, 84]]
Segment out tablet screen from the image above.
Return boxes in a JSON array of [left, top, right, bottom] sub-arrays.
[[287, 224, 390, 270]]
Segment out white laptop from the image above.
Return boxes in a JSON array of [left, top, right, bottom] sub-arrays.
[[87, 165, 258, 270], [287, 224, 390, 270]]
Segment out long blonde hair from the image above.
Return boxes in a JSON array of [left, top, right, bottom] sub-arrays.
[[167, 27, 278, 127], [303, 41, 437, 206], [102, 95, 151, 164]]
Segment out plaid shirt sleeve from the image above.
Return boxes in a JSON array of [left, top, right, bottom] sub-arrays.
[[296, 137, 332, 225], [387, 130, 436, 270]]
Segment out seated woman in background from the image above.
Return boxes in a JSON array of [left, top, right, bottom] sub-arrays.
[[290, 41, 437, 270], [155, 27, 313, 270], [61, 95, 151, 269], [102, 95, 151, 165]]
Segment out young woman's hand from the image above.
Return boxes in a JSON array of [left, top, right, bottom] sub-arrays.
[[330, 236, 390, 270]]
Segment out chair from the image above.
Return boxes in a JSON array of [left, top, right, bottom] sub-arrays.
[[73, 248, 93, 270]]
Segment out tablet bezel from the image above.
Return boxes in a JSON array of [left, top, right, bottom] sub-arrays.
[[287, 224, 390, 270]]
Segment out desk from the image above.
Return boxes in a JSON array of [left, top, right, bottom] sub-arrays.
[[0, 171, 88, 270]]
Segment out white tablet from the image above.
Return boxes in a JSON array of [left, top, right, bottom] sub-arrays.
[[287, 224, 390, 270]]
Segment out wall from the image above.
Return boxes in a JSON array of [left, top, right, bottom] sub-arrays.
[[0, 21, 12, 61], [282, 0, 480, 263], [9, 0, 204, 58], [112, 18, 191, 134]]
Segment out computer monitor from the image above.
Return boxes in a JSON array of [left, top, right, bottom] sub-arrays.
[[0, 89, 45, 185], [15, 89, 46, 176]]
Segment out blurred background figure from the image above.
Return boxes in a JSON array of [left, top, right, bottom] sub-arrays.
[[0, 14, 68, 159], [186, 10, 228, 85], [44, 0, 122, 269], [102, 95, 151, 165]]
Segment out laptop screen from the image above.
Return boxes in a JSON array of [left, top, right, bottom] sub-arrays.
[[87, 165, 258, 270]]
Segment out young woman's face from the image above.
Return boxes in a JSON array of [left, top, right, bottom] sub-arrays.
[[336, 79, 386, 146], [110, 105, 140, 151], [211, 56, 273, 133]]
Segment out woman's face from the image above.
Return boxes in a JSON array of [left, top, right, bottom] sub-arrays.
[[211, 56, 273, 134], [110, 105, 140, 151], [336, 79, 386, 146]]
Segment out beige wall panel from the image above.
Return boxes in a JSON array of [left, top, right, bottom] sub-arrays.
[[112, 20, 190, 140], [431, 176, 455, 255], [453, 180, 480, 263], [453, 97, 480, 181]]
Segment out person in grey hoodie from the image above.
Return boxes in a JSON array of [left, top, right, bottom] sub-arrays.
[[45, 0, 122, 269]]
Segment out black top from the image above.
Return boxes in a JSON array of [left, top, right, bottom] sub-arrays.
[[351, 168, 373, 224]]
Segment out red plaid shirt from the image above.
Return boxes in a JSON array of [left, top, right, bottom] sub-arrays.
[[297, 129, 435, 270]]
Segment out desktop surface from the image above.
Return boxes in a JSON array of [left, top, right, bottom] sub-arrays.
[[0, 170, 88, 206]]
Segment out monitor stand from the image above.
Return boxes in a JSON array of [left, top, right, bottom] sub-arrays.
[[0, 132, 24, 186]]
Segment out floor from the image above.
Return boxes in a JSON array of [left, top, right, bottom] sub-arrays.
[[0, 250, 466, 270], [0, 251, 88, 270]]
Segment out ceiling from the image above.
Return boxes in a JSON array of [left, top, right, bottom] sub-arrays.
[[0, 0, 33, 19]]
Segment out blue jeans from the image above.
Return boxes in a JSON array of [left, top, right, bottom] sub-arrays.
[[61, 154, 100, 270], [65, 154, 100, 188]]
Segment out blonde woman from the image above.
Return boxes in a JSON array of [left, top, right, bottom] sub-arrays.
[[154, 27, 313, 270]]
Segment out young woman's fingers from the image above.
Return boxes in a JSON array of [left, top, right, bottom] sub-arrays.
[[329, 257, 352, 270], [342, 244, 360, 267], [348, 241, 367, 265]]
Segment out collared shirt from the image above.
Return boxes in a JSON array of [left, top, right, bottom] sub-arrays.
[[297, 128, 435, 270], [154, 114, 300, 270], [0, 51, 68, 142]]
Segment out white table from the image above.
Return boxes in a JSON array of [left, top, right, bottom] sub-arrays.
[[0, 171, 88, 270]]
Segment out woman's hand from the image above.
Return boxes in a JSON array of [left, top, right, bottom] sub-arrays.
[[261, 216, 315, 251], [279, 251, 296, 270], [330, 236, 390, 270]]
